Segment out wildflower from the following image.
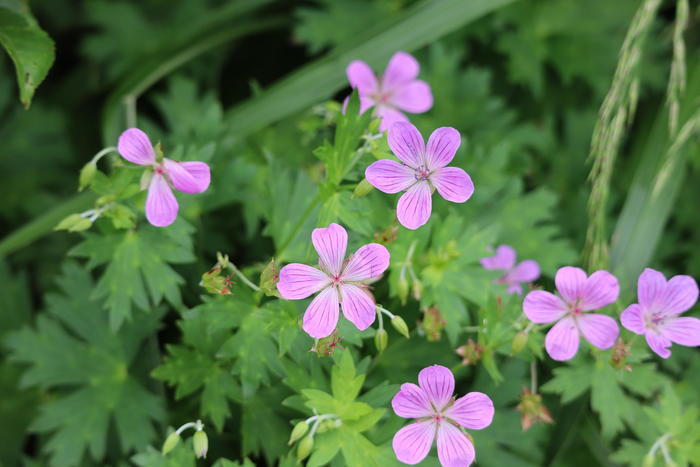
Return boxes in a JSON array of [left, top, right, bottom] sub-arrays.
[[346, 51, 432, 131], [117, 128, 210, 227], [523, 266, 620, 361], [277, 223, 390, 338], [391, 365, 494, 466], [620, 268, 699, 359], [365, 122, 474, 230], [480, 245, 540, 295]]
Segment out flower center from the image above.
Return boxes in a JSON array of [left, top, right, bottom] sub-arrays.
[[331, 275, 343, 286], [415, 166, 431, 181], [155, 165, 165, 175]]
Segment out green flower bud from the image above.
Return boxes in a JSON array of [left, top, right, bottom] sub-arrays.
[[297, 435, 314, 460], [351, 178, 374, 199], [397, 277, 409, 304], [642, 454, 655, 467], [412, 278, 423, 301], [288, 421, 309, 445], [54, 214, 93, 232], [78, 162, 97, 192], [511, 331, 528, 354], [161, 431, 180, 455], [375, 328, 388, 353], [391, 315, 410, 338], [193, 430, 208, 459]]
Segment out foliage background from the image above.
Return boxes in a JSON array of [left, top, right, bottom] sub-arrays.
[[1, 0, 699, 466]]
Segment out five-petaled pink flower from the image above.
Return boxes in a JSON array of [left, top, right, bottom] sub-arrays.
[[620, 268, 700, 359], [391, 365, 494, 466], [276, 223, 390, 338], [365, 122, 474, 230], [117, 128, 211, 227], [523, 266, 620, 361], [346, 51, 433, 131], [481, 245, 540, 295]]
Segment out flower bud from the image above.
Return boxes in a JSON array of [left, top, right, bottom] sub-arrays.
[[397, 277, 409, 304], [161, 431, 180, 455], [312, 331, 342, 356], [375, 328, 388, 353], [421, 306, 445, 342], [351, 178, 374, 199], [288, 421, 309, 445], [411, 278, 423, 301], [391, 315, 410, 338], [193, 430, 208, 459], [297, 435, 314, 460], [511, 331, 528, 354], [642, 454, 655, 467], [78, 162, 97, 191], [516, 388, 553, 431], [54, 214, 93, 232], [455, 339, 483, 365]]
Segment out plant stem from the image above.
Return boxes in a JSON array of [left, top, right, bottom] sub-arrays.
[[228, 263, 261, 292]]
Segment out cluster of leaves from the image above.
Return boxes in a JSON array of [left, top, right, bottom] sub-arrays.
[[2, 0, 700, 466]]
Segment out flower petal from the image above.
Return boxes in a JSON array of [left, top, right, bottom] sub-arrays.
[[277, 264, 330, 299], [163, 159, 211, 194], [645, 332, 672, 359], [346, 60, 378, 94], [377, 106, 409, 132], [392, 383, 434, 419], [506, 284, 523, 295], [342, 243, 390, 282], [117, 128, 155, 166], [365, 160, 416, 194], [480, 245, 516, 271], [391, 80, 433, 113], [302, 287, 340, 339], [578, 313, 619, 350], [637, 268, 667, 311], [580, 270, 619, 311], [662, 275, 699, 316], [145, 173, 178, 227], [388, 121, 425, 168], [339, 284, 376, 331], [430, 167, 474, 203], [312, 223, 348, 276], [382, 51, 419, 90], [436, 421, 475, 467], [620, 304, 645, 334], [545, 317, 580, 361], [444, 392, 494, 430], [660, 317, 700, 346], [418, 365, 454, 411], [506, 260, 541, 284], [392, 420, 435, 465], [555, 266, 587, 305], [425, 127, 461, 170], [523, 291, 567, 324], [396, 181, 432, 230]]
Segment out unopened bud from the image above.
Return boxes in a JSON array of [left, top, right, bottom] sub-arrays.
[[391, 315, 410, 338], [511, 331, 528, 354], [642, 454, 655, 467], [312, 331, 342, 357], [455, 339, 483, 365], [193, 430, 208, 459], [297, 435, 314, 460], [78, 162, 97, 191], [397, 277, 409, 304], [375, 328, 388, 353], [260, 259, 279, 297], [412, 278, 423, 301], [351, 178, 374, 199], [55, 214, 93, 232], [288, 421, 309, 445], [161, 432, 180, 455], [422, 306, 445, 342]]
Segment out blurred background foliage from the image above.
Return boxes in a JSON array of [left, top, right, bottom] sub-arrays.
[[1, 0, 700, 466]]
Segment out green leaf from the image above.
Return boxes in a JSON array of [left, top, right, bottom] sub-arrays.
[[5, 262, 164, 467], [0, 2, 55, 108], [541, 363, 594, 403]]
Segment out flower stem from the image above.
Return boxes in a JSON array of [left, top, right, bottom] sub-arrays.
[[530, 361, 538, 394], [228, 262, 261, 292]]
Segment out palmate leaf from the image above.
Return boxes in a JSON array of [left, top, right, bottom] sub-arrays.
[[70, 219, 195, 330], [0, 0, 55, 108], [5, 262, 165, 467]]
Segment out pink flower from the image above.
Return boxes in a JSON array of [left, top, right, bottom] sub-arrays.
[[391, 365, 494, 466], [117, 128, 210, 227], [620, 268, 700, 359], [365, 122, 474, 230], [346, 51, 432, 131], [523, 266, 620, 361], [480, 245, 540, 295], [276, 223, 390, 338]]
